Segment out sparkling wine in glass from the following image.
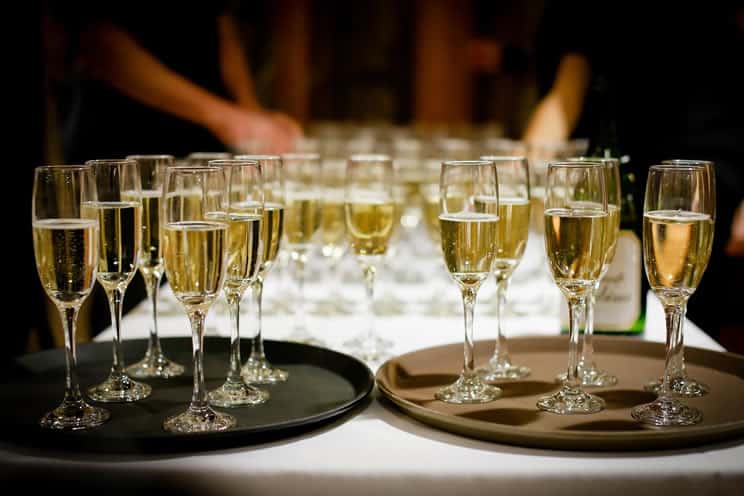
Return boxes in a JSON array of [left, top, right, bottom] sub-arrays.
[[631, 163, 714, 426], [85, 159, 151, 403], [33, 165, 111, 430], [125, 155, 185, 379]]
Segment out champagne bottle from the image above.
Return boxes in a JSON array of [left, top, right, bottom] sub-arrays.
[[590, 75, 645, 334]]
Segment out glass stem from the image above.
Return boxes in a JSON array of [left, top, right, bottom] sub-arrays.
[[188, 309, 208, 410], [59, 306, 84, 405], [226, 290, 243, 382], [461, 286, 478, 379], [144, 273, 162, 358], [565, 295, 586, 391], [670, 303, 687, 377], [661, 303, 685, 401], [250, 277, 266, 360], [579, 286, 597, 371], [491, 276, 511, 365], [293, 252, 307, 332], [107, 287, 126, 375], [363, 262, 377, 344]]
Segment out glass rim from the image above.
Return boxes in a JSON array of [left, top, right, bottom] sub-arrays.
[[479, 155, 527, 162], [649, 163, 710, 172], [234, 154, 281, 161], [349, 153, 392, 162], [547, 160, 603, 168], [567, 156, 620, 165], [125, 154, 174, 161], [35, 164, 88, 172], [187, 152, 232, 158], [165, 164, 225, 174], [85, 159, 137, 167], [442, 160, 495, 167], [661, 159, 714, 167], [281, 152, 321, 161], [207, 159, 260, 167]]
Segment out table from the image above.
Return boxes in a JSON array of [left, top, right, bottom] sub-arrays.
[[2, 254, 742, 494]]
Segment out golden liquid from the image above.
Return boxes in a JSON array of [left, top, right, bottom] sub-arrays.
[[475, 196, 531, 275], [82, 201, 141, 291], [222, 213, 262, 292], [259, 203, 284, 275], [321, 199, 346, 249], [285, 195, 321, 248], [138, 191, 162, 277], [603, 204, 621, 267], [162, 221, 227, 310], [643, 210, 713, 302], [345, 200, 396, 256], [439, 212, 500, 287], [544, 207, 607, 294], [33, 219, 98, 307]]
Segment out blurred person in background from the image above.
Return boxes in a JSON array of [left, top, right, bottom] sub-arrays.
[[523, 2, 744, 346]]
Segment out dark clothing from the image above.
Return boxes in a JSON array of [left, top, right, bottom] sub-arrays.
[[57, 3, 231, 163], [536, 2, 744, 339]]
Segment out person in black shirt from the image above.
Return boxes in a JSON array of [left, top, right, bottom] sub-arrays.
[[523, 2, 744, 341]]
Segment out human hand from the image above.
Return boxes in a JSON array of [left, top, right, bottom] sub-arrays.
[[725, 200, 744, 256], [268, 111, 303, 144], [211, 106, 296, 154]]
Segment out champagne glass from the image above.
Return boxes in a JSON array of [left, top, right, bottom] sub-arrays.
[[33, 165, 111, 430], [632, 164, 714, 426], [644, 159, 715, 397], [436, 160, 502, 403], [477, 156, 532, 381], [343, 154, 396, 362], [85, 159, 151, 403], [282, 153, 324, 346], [237, 155, 289, 384], [556, 157, 621, 387], [125, 155, 185, 379], [162, 165, 235, 432], [538, 161, 607, 414], [207, 160, 269, 407]]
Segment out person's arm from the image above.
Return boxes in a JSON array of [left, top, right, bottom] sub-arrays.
[[522, 54, 591, 143], [80, 21, 293, 152], [218, 14, 303, 141]]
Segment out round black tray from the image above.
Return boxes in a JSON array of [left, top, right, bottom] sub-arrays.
[[0, 337, 374, 453]]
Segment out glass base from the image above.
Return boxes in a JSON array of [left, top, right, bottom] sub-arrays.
[[242, 356, 289, 384], [479, 359, 531, 381], [40, 399, 111, 431], [556, 366, 618, 387], [644, 375, 709, 397], [208, 379, 269, 408], [343, 333, 393, 364], [436, 374, 501, 404], [285, 327, 326, 347], [537, 386, 605, 414], [631, 397, 702, 426], [163, 406, 237, 433], [87, 373, 152, 403], [126, 351, 185, 379]]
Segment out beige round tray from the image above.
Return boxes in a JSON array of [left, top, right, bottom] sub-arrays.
[[376, 336, 744, 451]]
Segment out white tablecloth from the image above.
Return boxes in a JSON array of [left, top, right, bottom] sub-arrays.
[[3, 248, 742, 494]]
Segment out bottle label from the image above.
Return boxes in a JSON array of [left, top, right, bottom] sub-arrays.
[[559, 230, 641, 332], [595, 230, 641, 331]]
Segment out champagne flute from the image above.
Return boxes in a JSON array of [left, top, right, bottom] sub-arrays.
[[631, 164, 714, 426], [125, 155, 185, 379], [477, 156, 532, 381], [207, 160, 269, 407], [85, 159, 151, 403], [436, 160, 502, 404], [556, 157, 621, 387], [162, 165, 235, 432], [282, 153, 324, 346], [33, 165, 111, 430], [538, 161, 607, 414], [343, 154, 396, 362], [644, 159, 715, 397], [237, 155, 289, 384]]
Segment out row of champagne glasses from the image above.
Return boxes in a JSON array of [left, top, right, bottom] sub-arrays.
[[434, 159, 714, 427]]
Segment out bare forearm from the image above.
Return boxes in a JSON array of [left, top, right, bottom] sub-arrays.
[[81, 22, 233, 131], [219, 14, 260, 110]]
